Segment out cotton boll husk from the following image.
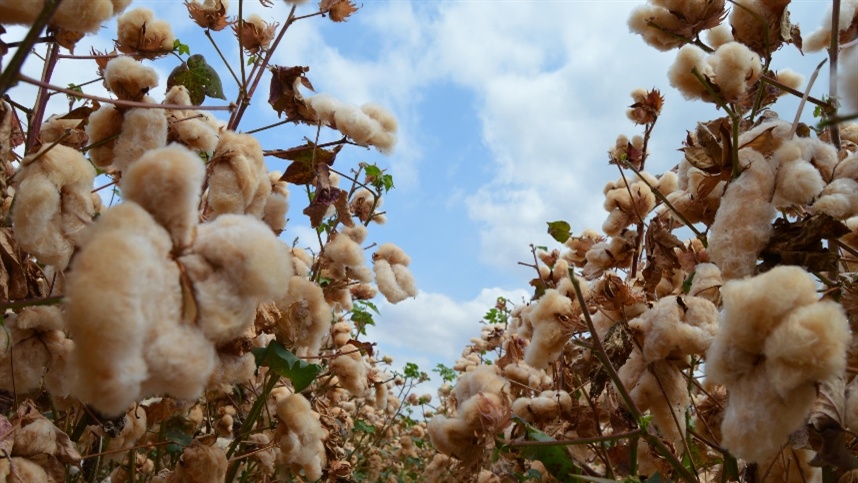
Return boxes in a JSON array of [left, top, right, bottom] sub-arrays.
[[4, 457, 49, 483], [263, 171, 289, 233], [121, 145, 205, 248], [181, 215, 293, 344], [708, 42, 762, 101], [763, 300, 849, 398], [720, 365, 817, 462], [86, 104, 124, 167], [0, 314, 53, 393], [116, 8, 175, 55], [719, 266, 819, 355], [812, 178, 858, 219], [803, 0, 858, 52], [843, 46, 858, 111], [708, 149, 777, 279], [209, 130, 268, 218], [669, 45, 711, 100], [330, 343, 368, 395], [276, 276, 332, 357], [12, 143, 96, 268], [66, 202, 179, 417], [113, 104, 168, 172], [103, 56, 159, 102]]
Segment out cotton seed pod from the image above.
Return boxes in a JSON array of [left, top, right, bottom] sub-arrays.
[[373, 243, 417, 303], [688, 262, 722, 304], [186, 0, 230, 31], [0, 0, 130, 34], [276, 276, 332, 357], [116, 8, 175, 57], [12, 143, 96, 268], [233, 13, 276, 54], [812, 178, 858, 220], [803, 0, 858, 52], [65, 202, 204, 416], [103, 56, 159, 102], [209, 130, 270, 219], [113, 102, 169, 172], [276, 393, 327, 482], [207, 352, 256, 393], [168, 439, 228, 483], [40, 115, 87, 149], [330, 343, 368, 395], [121, 144, 205, 248], [179, 214, 294, 344], [523, 290, 578, 369], [772, 141, 826, 208]]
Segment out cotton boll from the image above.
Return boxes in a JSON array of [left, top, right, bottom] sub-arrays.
[[323, 229, 368, 281], [103, 56, 159, 102], [334, 104, 376, 145], [361, 103, 398, 133], [276, 276, 332, 357], [66, 203, 180, 416], [523, 290, 577, 369], [86, 105, 124, 167], [834, 152, 858, 181], [803, 0, 858, 52], [629, 295, 719, 363], [116, 8, 175, 56], [619, 352, 689, 445], [705, 23, 733, 48], [427, 415, 477, 460], [0, 0, 126, 34], [113, 104, 168, 172], [121, 145, 205, 248], [166, 87, 220, 154], [170, 440, 228, 483], [307, 93, 342, 125], [207, 352, 256, 392], [763, 301, 849, 398], [330, 343, 368, 395], [627, 3, 686, 51], [708, 149, 777, 279], [669, 45, 711, 101], [262, 171, 289, 233], [773, 159, 825, 208], [373, 243, 417, 303], [209, 130, 269, 218], [12, 143, 96, 268], [708, 42, 762, 101], [181, 215, 293, 344], [140, 320, 216, 401], [688, 262, 722, 304], [454, 365, 508, 403], [812, 178, 858, 219]]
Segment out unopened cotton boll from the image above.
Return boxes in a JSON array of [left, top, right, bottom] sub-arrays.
[[12, 143, 96, 269], [121, 145, 205, 248], [180, 215, 294, 344], [65, 203, 181, 416]]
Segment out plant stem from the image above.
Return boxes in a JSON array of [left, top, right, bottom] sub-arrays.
[[25, 32, 59, 153], [828, 0, 842, 147], [205, 29, 241, 87]]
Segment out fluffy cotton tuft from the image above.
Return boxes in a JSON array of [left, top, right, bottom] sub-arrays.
[[275, 276, 332, 357], [85, 105, 124, 167], [121, 144, 205, 248], [803, 0, 858, 52], [116, 8, 175, 57], [843, 46, 858, 111], [208, 130, 270, 219], [307, 94, 398, 153], [12, 144, 96, 268], [373, 243, 417, 303], [707, 42, 762, 101], [103, 56, 159, 102], [112, 103, 169, 172], [276, 393, 327, 482], [668, 45, 711, 101], [0, 0, 129, 34], [330, 343, 369, 395]]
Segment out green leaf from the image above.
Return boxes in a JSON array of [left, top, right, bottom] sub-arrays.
[[354, 419, 376, 434], [172, 39, 190, 56], [512, 417, 580, 480], [166, 54, 225, 105], [252, 340, 322, 392], [681, 271, 695, 294], [546, 220, 572, 243]]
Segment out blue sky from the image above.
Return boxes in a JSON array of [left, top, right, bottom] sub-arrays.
[[6, 0, 838, 386]]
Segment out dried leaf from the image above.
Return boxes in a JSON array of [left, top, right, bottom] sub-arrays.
[[642, 217, 684, 296], [272, 142, 342, 186], [166, 54, 226, 105], [186, 0, 230, 31], [303, 186, 343, 228], [268, 65, 317, 122], [589, 323, 633, 399], [739, 125, 781, 157], [759, 214, 849, 273], [334, 189, 354, 228], [0, 227, 41, 301]]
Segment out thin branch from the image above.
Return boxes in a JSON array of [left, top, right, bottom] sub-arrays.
[[0, 295, 64, 311], [828, 0, 842, 147], [205, 29, 241, 87], [17, 73, 235, 111], [790, 58, 828, 139]]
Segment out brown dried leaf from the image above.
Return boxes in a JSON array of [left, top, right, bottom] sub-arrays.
[[588, 323, 633, 399], [186, 0, 230, 31], [268, 65, 317, 122], [0, 227, 40, 301], [807, 379, 858, 469], [334, 188, 354, 228], [0, 414, 13, 457], [304, 186, 344, 228], [642, 217, 684, 296], [273, 142, 342, 186], [739, 125, 781, 157]]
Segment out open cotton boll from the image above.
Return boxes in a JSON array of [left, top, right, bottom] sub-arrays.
[[773, 159, 825, 208], [705, 24, 733, 49], [373, 243, 417, 303], [165, 86, 220, 154], [66, 202, 180, 416], [668, 45, 711, 101], [263, 171, 289, 233], [207, 352, 256, 393], [454, 365, 508, 404], [812, 178, 858, 219], [276, 393, 327, 482], [85, 105, 124, 168], [334, 104, 376, 145], [0, 312, 55, 394], [0, 0, 129, 34], [330, 343, 368, 395], [276, 276, 332, 357], [103, 56, 159, 102], [707, 42, 762, 101], [627, 3, 686, 51], [619, 352, 689, 446], [209, 130, 270, 218], [523, 290, 577, 369], [307, 93, 342, 125], [803, 0, 858, 52], [763, 300, 849, 398], [139, 320, 216, 401], [427, 415, 477, 461], [629, 295, 719, 363], [322, 227, 369, 281], [708, 149, 777, 279], [113, 102, 168, 172], [688, 262, 722, 304], [121, 145, 205, 248], [116, 8, 175, 56], [12, 143, 96, 269], [181, 215, 293, 344]]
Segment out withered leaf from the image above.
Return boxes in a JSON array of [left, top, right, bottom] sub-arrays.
[[642, 217, 684, 297], [0, 227, 42, 301], [807, 379, 858, 470], [268, 65, 317, 122], [334, 189, 354, 228], [272, 142, 342, 186], [345, 339, 374, 357], [59, 102, 100, 121], [304, 186, 344, 228], [739, 125, 781, 157], [759, 214, 849, 273], [588, 322, 633, 399]]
